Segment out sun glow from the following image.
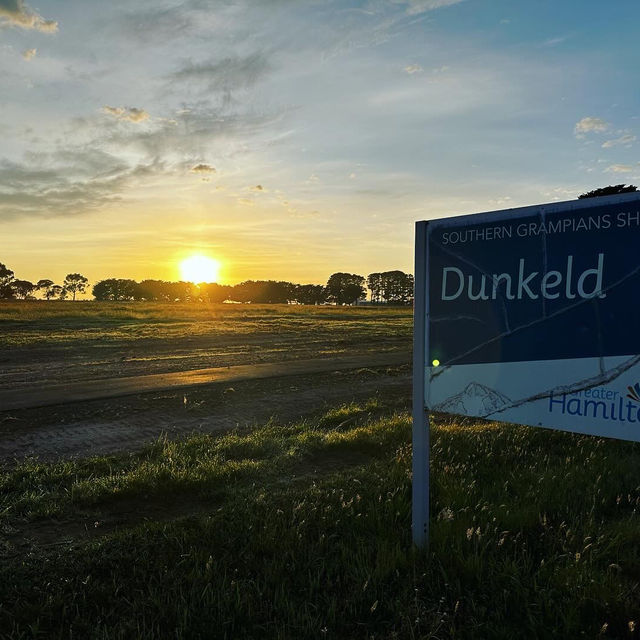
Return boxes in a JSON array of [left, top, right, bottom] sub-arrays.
[[179, 255, 222, 284]]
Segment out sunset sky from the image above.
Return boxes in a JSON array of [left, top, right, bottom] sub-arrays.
[[1, 0, 639, 287]]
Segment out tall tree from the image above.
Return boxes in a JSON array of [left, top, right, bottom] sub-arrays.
[[325, 272, 365, 305], [199, 282, 231, 303], [49, 285, 64, 300], [230, 280, 293, 303], [12, 280, 35, 299], [367, 273, 383, 302], [293, 284, 326, 305], [36, 279, 57, 300], [578, 184, 637, 199], [93, 279, 141, 301], [0, 263, 15, 300], [63, 273, 89, 300]]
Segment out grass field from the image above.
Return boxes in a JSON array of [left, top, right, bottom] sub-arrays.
[[0, 301, 412, 347], [2, 397, 640, 639], [2, 303, 640, 638], [0, 302, 412, 391]]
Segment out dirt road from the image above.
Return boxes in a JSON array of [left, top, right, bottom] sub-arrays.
[[0, 360, 411, 465], [0, 352, 409, 412]]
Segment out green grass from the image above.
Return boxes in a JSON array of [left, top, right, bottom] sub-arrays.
[[2, 401, 640, 638], [0, 301, 412, 348]]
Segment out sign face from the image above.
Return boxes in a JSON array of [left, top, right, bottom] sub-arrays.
[[419, 192, 640, 442]]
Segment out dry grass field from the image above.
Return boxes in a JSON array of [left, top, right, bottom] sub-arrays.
[[0, 301, 412, 390]]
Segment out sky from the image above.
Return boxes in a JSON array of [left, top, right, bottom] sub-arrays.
[[1, 0, 639, 287]]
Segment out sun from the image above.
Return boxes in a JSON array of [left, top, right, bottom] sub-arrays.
[[179, 255, 222, 284]]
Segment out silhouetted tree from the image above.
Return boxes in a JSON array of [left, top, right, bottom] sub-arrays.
[[578, 184, 638, 199], [367, 273, 383, 303], [0, 263, 15, 300], [63, 273, 88, 300], [166, 281, 196, 302], [230, 280, 293, 303], [325, 272, 366, 305], [36, 279, 53, 296], [293, 284, 327, 305], [49, 285, 65, 300], [93, 279, 142, 301], [138, 280, 170, 301], [199, 282, 231, 303], [12, 280, 35, 299], [367, 270, 413, 304]]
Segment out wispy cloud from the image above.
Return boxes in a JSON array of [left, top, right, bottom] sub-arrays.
[[0, 0, 57, 32], [605, 164, 633, 173], [542, 36, 568, 47], [102, 106, 150, 123], [602, 133, 636, 148], [404, 63, 423, 74], [575, 116, 610, 136], [168, 53, 270, 94], [0, 154, 166, 220], [393, 0, 466, 15]]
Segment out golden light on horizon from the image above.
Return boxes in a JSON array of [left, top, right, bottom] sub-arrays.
[[179, 255, 222, 284]]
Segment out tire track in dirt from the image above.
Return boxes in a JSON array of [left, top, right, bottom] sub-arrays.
[[0, 368, 411, 464], [0, 352, 409, 411]]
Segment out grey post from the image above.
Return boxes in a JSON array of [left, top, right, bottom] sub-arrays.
[[412, 221, 429, 548]]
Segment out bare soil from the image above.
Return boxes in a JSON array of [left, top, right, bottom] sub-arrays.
[[0, 365, 411, 465]]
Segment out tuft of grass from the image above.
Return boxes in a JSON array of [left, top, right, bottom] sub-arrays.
[[2, 402, 640, 638]]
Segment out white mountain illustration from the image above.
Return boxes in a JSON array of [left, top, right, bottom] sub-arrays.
[[434, 382, 511, 417]]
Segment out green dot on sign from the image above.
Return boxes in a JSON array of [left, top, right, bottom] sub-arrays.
[[432, 359, 440, 367]]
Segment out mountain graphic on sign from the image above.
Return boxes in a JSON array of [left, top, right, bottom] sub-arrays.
[[435, 382, 511, 417]]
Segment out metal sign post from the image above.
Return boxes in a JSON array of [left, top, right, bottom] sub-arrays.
[[412, 221, 429, 547]]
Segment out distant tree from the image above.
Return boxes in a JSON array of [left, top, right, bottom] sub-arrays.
[[167, 281, 196, 302], [0, 263, 15, 300], [12, 279, 35, 299], [578, 184, 638, 199], [367, 273, 383, 303], [199, 282, 231, 303], [293, 284, 327, 305], [138, 280, 170, 301], [49, 285, 64, 300], [325, 272, 366, 305], [36, 279, 60, 300], [93, 279, 141, 301], [230, 280, 293, 304], [370, 270, 414, 304], [36, 279, 53, 293], [63, 273, 89, 301]]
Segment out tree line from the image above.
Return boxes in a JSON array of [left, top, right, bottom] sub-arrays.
[[0, 265, 88, 301], [0, 264, 414, 305]]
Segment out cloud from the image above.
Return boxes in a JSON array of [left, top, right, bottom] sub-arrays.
[[0, 0, 57, 32], [0, 153, 166, 220], [602, 134, 636, 148], [191, 163, 216, 174], [574, 117, 610, 136], [542, 36, 567, 47], [102, 106, 150, 123], [404, 64, 423, 74], [22, 47, 36, 60], [605, 164, 633, 173], [168, 53, 270, 93], [393, 0, 466, 15]]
